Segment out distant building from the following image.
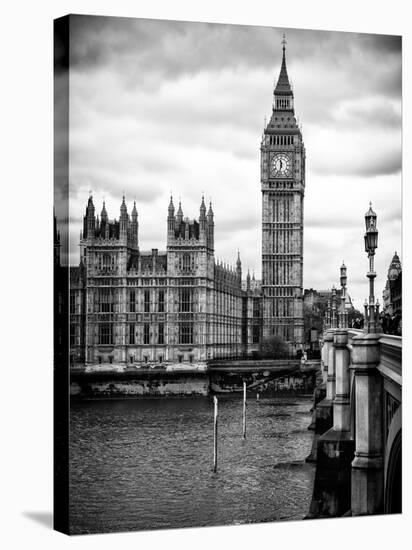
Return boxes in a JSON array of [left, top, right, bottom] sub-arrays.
[[69, 195, 264, 367], [382, 252, 402, 317], [304, 288, 353, 312]]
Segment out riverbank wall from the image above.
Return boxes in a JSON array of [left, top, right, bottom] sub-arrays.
[[70, 361, 320, 398]]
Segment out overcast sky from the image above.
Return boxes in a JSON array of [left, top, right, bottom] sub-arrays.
[[60, 15, 401, 309]]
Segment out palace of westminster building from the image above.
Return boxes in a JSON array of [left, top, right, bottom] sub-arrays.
[[68, 40, 305, 367]]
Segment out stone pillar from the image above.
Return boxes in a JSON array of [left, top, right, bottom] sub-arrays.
[[321, 336, 328, 384], [325, 329, 336, 401], [333, 329, 350, 432], [351, 333, 383, 515], [307, 327, 355, 517]]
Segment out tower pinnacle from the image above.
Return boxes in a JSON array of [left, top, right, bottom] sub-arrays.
[[273, 34, 294, 111], [274, 34, 292, 95]]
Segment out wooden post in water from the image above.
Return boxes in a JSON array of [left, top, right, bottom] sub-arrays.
[[242, 381, 247, 439], [213, 395, 218, 473]]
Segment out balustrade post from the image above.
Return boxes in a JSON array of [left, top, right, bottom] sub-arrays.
[[321, 333, 328, 384], [351, 333, 383, 515], [333, 329, 350, 432], [325, 329, 336, 401], [308, 325, 354, 517]]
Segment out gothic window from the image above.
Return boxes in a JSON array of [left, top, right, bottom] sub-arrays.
[[129, 323, 135, 345], [129, 290, 136, 312], [99, 288, 114, 313], [158, 323, 164, 345], [99, 323, 113, 345], [179, 323, 193, 344], [253, 299, 260, 318], [180, 253, 192, 272], [144, 290, 150, 313], [179, 289, 193, 312], [158, 290, 165, 312], [100, 253, 114, 271], [143, 323, 150, 344], [70, 293, 75, 315]]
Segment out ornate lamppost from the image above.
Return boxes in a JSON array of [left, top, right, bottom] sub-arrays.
[[340, 261, 348, 329], [364, 203, 380, 333]]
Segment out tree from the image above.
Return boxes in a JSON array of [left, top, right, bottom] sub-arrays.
[[260, 335, 289, 359]]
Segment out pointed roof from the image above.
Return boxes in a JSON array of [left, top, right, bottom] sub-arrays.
[[177, 201, 183, 218], [365, 201, 376, 218], [101, 201, 108, 220], [168, 195, 174, 214], [274, 34, 292, 94], [236, 250, 241, 268], [200, 195, 206, 216], [86, 194, 95, 216], [132, 200, 138, 219], [207, 201, 214, 218]]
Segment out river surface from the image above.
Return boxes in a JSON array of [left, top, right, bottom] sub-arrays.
[[69, 395, 315, 534]]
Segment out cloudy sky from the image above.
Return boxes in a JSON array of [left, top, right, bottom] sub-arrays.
[[60, 15, 401, 309]]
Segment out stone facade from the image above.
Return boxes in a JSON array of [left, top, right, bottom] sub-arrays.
[[70, 196, 263, 367], [261, 40, 305, 350]]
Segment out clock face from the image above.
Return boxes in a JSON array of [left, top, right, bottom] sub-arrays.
[[270, 153, 292, 178]]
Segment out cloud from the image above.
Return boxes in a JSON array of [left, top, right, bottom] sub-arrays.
[[59, 16, 402, 310]]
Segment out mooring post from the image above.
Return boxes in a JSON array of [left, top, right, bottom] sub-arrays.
[[243, 381, 247, 439], [213, 395, 218, 473]]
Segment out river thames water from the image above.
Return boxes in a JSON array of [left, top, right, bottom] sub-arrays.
[[69, 395, 315, 534]]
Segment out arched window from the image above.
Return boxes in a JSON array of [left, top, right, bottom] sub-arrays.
[[182, 253, 191, 272]]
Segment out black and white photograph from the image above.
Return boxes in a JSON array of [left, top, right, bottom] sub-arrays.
[[52, 14, 403, 535]]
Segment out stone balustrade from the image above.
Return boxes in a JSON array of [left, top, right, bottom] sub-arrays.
[[307, 327, 402, 517]]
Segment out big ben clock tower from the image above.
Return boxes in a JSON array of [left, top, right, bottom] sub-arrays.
[[261, 36, 305, 351]]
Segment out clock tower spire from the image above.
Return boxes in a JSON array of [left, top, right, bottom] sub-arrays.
[[260, 35, 305, 352], [273, 34, 294, 111]]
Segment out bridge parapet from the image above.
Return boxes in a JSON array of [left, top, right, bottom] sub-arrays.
[[309, 329, 402, 517], [378, 334, 402, 384]]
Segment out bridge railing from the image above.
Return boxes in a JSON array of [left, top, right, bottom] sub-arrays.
[[316, 327, 402, 516]]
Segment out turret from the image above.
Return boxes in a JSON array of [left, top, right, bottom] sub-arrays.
[[167, 196, 175, 243], [236, 251, 242, 281], [176, 201, 183, 227], [199, 195, 207, 239], [207, 201, 214, 250], [131, 201, 139, 246], [85, 195, 95, 239], [100, 201, 109, 239], [119, 196, 128, 239], [246, 269, 251, 291]]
